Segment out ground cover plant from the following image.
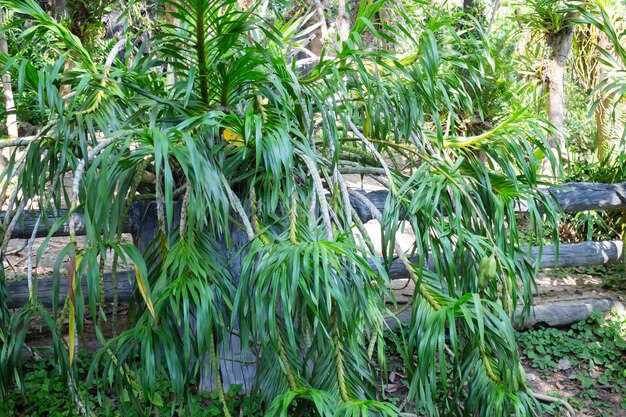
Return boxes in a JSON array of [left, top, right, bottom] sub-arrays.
[[518, 312, 626, 416]]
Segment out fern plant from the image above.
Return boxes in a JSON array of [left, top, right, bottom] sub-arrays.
[[0, 0, 560, 415]]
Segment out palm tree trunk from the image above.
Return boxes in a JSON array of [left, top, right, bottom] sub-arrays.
[[595, 31, 613, 160], [595, 95, 609, 159], [544, 13, 577, 174], [487, 0, 501, 35], [0, 7, 17, 140], [336, 0, 350, 45]]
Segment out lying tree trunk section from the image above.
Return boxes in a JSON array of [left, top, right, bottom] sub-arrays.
[[391, 298, 626, 330], [6, 240, 623, 308], [5, 271, 135, 309], [385, 240, 624, 279], [2, 209, 136, 239], [513, 298, 625, 329], [3, 182, 626, 240], [545, 181, 626, 212], [530, 240, 624, 268]]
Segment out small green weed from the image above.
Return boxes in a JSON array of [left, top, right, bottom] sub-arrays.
[[518, 311, 626, 415], [0, 354, 263, 417]]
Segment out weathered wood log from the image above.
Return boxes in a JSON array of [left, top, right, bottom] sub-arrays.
[[6, 240, 623, 308], [391, 298, 626, 330], [2, 209, 137, 239], [0, 190, 385, 239], [385, 240, 624, 279], [545, 181, 626, 213], [513, 298, 625, 329], [530, 240, 624, 268], [5, 271, 135, 309], [4, 182, 626, 239]]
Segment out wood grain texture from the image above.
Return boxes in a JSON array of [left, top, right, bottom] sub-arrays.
[[384, 240, 624, 279], [391, 298, 626, 330], [5, 182, 626, 239], [6, 241, 623, 307]]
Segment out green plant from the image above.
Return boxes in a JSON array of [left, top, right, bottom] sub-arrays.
[[0, 352, 264, 417], [574, 0, 626, 131], [518, 311, 626, 413], [0, 0, 561, 416], [561, 151, 626, 243]]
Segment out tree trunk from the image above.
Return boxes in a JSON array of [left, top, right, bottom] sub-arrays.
[[307, 0, 328, 62], [595, 94, 609, 159], [336, 0, 350, 46], [487, 0, 501, 35], [44, 0, 67, 19], [595, 31, 613, 160], [3, 181, 626, 240], [0, 6, 16, 172], [0, 7, 17, 139], [544, 15, 577, 175]]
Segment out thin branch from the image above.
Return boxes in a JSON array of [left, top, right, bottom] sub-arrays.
[[344, 118, 397, 195], [0, 137, 33, 148], [533, 392, 577, 417], [220, 175, 255, 241], [103, 37, 127, 76], [70, 137, 118, 240], [1, 199, 26, 254], [179, 185, 190, 238], [26, 215, 42, 301], [296, 150, 333, 240], [2, 182, 20, 228]]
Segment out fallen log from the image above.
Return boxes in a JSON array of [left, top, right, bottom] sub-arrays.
[[3, 182, 626, 240], [513, 298, 626, 329], [1, 209, 135, 239], [385, 240, 624, 279], [391, 298, 626, 330], [6, 240, 623, 308], [529, 239, 624, 268], [5, 270, 135, 309], [545, 181, 626, 213]]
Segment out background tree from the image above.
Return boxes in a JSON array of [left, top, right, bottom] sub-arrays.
[[517, 0, 579, 176]]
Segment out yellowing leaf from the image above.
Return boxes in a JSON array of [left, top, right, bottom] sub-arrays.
[[134, 265, 155, 319], [68, 252, 81, 366], [223, 128, 244, 147], [69, 300, 75, 366]]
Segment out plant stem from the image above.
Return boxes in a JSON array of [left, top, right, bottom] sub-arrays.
[[195, 1, 208, 104], [332, 309, 350, 402], [210, 330, 232, 417], [277, 332, 297, 390]]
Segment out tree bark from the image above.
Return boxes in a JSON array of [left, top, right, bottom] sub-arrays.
[[3, 181, 626, 239], [544, 14, 577, 174], [391, 298, 625, 330], [6, 239, 624, 307], [595, 31, 613, 160], [336, 0, 350, 46], [0, 6, 17, 139], [0, 6, 17, 172]]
